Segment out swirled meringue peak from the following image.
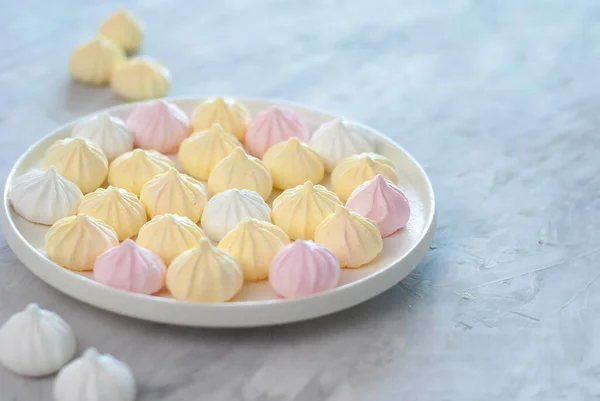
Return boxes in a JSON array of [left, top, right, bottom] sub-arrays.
[[314, 205, 383, 268], [271, 181, 341, 240], [72, 113, 133, 161], [346, 174, 410, 237], [201, 188, 271, 242], [310, 118, 376, 171], [9, 167, 83, 225], [94, 239, 166, 295], [45, 214, 119, 271], [0, 303, 76, 377], [111, 57, 170, 101], [331, 152, 398, 202], [108, 149, 175, 196], [53, 348, 136, 401], [208, 147, 273, 201], [245, 106, 310, 158], [263, 137, 325, 190], [179, 123, 241, 180], [69, 36, 126, 86], [126, 99, 190, 153], [269, 240, 340, 298], [191, 97, 250, 141], [98, 8, 143, 54], [43, 137, 108, 194]]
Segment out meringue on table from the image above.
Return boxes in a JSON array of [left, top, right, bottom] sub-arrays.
[[43, 137, 109, 194], [98, 8, 143, 54], [54, 348, 136, 401], [71, 113, 133, 161], [126, 99, 190, 154], [94, 239, 166, 295], [108, 149, 175, 196], [314, 205, 383, 268], [9, 167, 83, 225], [140, 168, 208, 223], [0, 303, 76, 377], [201, 188, 271, 242], [77, 186, 147, 241], [69, 36, 126, 86], [111, 57, 170, 101], [262, 137, 325, 190], [167, 238, 243, 302], [45, 214, 119, 271]]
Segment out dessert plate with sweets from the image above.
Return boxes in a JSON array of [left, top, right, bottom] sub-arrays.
[[2, 97, 435, 328]]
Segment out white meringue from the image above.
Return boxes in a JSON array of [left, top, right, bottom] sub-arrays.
[[9, 167, 83, 225], [201, 189, 271, 241], [0, 303, 76, 377], [310, 118, 377, 172], [54, 348, 136, 401], [72, 113, 133, 161]]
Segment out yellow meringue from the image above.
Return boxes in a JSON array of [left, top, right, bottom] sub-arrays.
[[77, 186, 146, 241], [331, 152, 398, 202], [98, 9, 143, 54], [136, 214, 205, 264], [167, 238, 243, 302], [272, 181, 342, 240], [108, 149, 175, 196], [314, 206, 383, 268], [178, 123, 241, 180], [45, 214, 119, 271], [69, 36, 126, 86], [218, 218, 290, 281], [140, 168, 208, 223], [262, 137, 325, 190], [207, 147, 273, 201], [191, 97, 250, 141], [111, 57, 170, 101], [43, 137, 108, 194]]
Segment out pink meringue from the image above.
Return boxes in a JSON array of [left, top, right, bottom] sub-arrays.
[[93, 239, 166, 295], [269, 240, 340, 298], [245, 106, 310, 158], [346, 174, 410, 237], [126, 100, 190, 154]]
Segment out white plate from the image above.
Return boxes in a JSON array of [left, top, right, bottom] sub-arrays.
[[2, 97, 435, 328]]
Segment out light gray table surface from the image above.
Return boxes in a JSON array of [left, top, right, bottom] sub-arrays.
[[2, 0, 600, 400]]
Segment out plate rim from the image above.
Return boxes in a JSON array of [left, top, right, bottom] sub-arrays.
[[2, 96, 436, 327]]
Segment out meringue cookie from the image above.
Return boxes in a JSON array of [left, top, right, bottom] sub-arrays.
[[45, 214, 119, 271], [0, 303, 76, 377], [310, 118, 376, 171], [111, 57, 170, 101], [245, 106, 310, 158], [218, 218, 290, 281], [94, 239, 165, 295], [98, 9, 143, 54], [54, 348, 136, 401], [314, 206, 383, 268], [331, 152, 398, 202], [78, 186, 147, 240], [271, 181, 342, 240], [263, 137, 325, 190], [167, 238, 243, 302], [201, 189, 271, 241], [72, 113, 133, 161], [108, 149, 175, 196], [140, 168, 208, 223], [69, 36, 126, 85], [178, 123, 241, 180], [269, 240, 340, 298], [208, 147, 273, 201], [346, 174, 410, 237], [136, 214, 205, 264], [9, 167, 83, 225], [191, 97, 250, 141], [43, 137, 109, 194], [126, 100, 190, 154]]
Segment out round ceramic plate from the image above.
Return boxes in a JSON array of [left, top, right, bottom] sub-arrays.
[[2, 97, 435, 328]]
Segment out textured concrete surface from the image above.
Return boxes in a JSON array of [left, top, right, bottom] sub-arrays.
[[1, 0, 600, 400]]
